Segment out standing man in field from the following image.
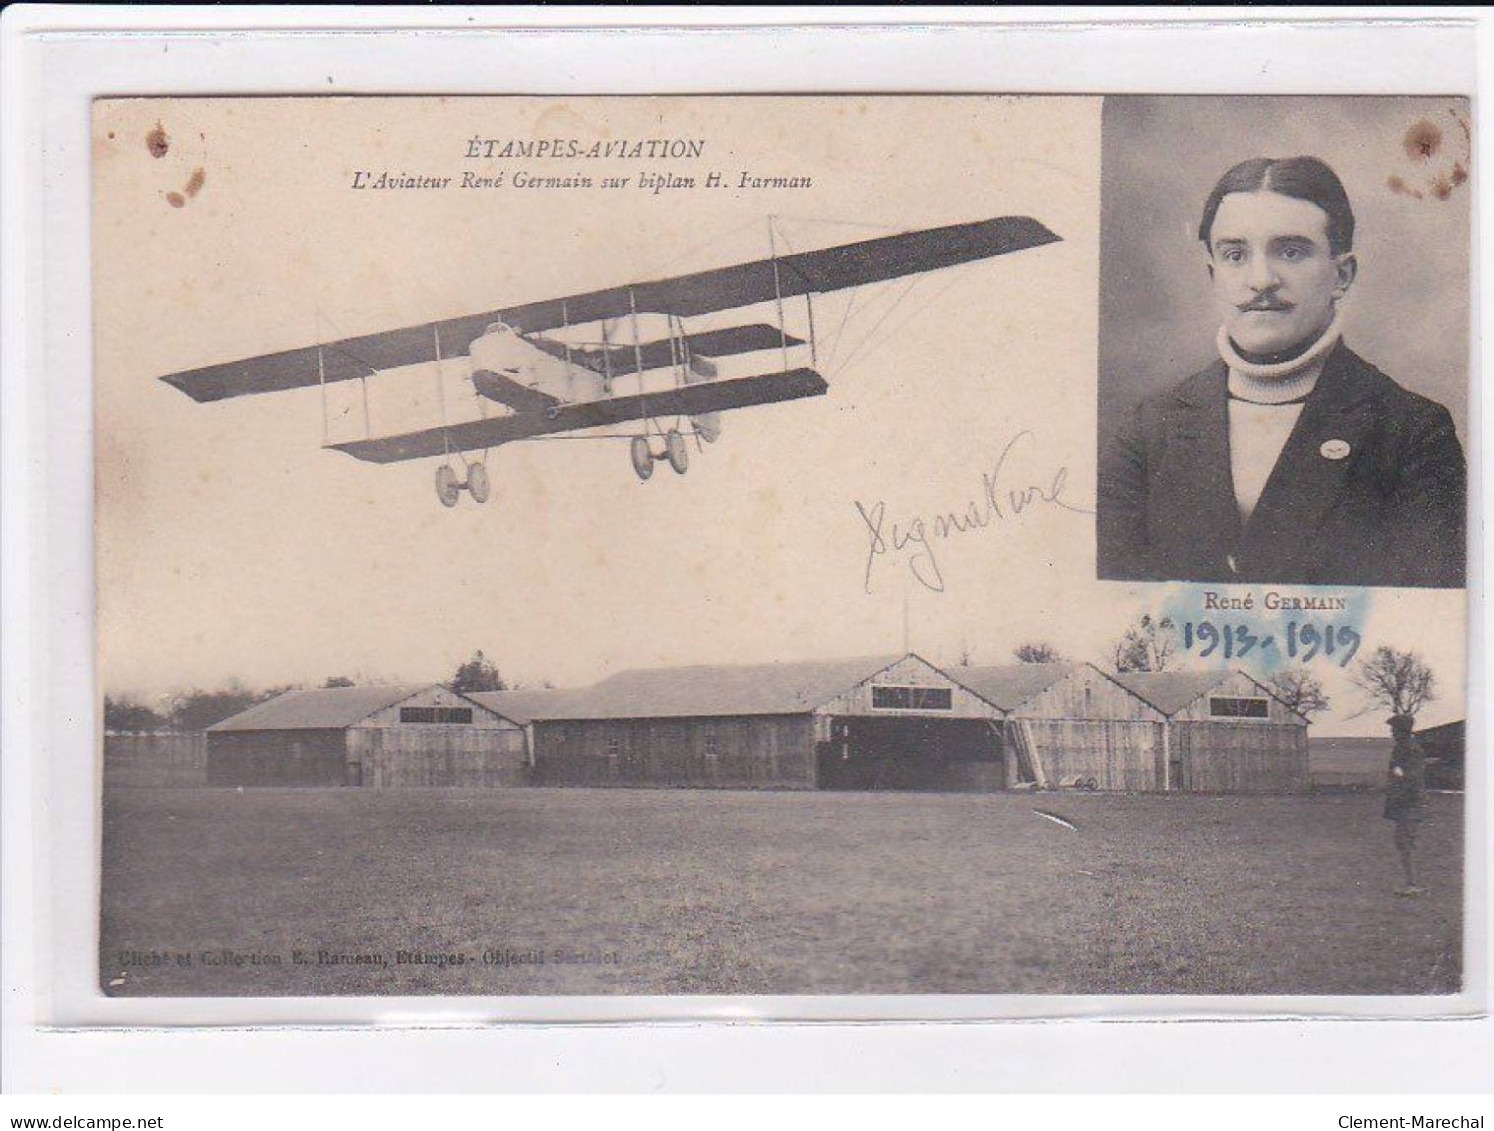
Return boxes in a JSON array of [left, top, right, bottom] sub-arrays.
[[1383, 713, 1427, 897], [1097, 155, 1466, 587]]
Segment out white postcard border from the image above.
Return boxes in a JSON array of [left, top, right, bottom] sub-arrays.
[[3, 6, 1488, 1092]]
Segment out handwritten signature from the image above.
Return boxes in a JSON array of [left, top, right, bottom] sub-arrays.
[[855, 430, 1090, 594]]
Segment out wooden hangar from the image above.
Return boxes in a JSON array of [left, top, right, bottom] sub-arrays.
[[193, 656, 1309, 793]]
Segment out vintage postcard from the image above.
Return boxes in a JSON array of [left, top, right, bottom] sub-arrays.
[[93, 94, 1471, 1004]]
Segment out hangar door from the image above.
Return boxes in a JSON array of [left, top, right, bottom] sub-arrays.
[[816, 716, 1002, 791]]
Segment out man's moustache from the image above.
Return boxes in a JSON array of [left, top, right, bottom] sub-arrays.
[[1239, 297, 1293, 312]]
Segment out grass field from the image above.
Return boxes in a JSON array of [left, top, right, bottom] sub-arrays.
[[100, 787, 1463, 997]]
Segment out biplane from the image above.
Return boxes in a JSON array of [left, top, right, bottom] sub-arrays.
[[159, 215, 1060, 507]]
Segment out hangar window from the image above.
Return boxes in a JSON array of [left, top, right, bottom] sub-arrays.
[[399, 707, 474, 724], [704, 733, 720, 761], [871, 686, 953, 711], [1208, 696, 1269, 720]]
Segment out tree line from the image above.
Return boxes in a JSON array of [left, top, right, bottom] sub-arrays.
[[108, 629, 1441, 734]]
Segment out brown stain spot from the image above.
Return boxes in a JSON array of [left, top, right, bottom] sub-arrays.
[[146, 122, 169, 158], [1385, 175, 1423, 201], [1404, 119, 1442, 162], [165, 191, 185, 209], [1431, 175, 1453, 201], [184, 167, 206, 197], [1452, 162, 1468, 186], [107, 131, 115, 140], [1454, 109, 1471, 147]]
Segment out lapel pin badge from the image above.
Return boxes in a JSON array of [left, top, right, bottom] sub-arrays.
[[1320, 439, 1351, 461]]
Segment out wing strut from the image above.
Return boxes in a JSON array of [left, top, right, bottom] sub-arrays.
[[628, 288, 648, 431], [560, 299, 577, 395], [769, 216, 789, 372], [599, 320, 615, 394], [433, 325, 452, 464], [805, 288, 818, 368], [316, 346, 329, 445]]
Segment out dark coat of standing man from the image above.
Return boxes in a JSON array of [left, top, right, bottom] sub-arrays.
[[1383, 713, 1427, 897], [1098, 157, 1466, 587]]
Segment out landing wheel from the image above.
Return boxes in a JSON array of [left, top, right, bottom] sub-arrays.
[[435, 464, 460, 508], [467, 462, 491, 504], [630, 436, 654, 481], [666, 429, 689, 475]]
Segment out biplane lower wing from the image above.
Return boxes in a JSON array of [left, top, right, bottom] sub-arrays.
[[330, 368, 828, 464]]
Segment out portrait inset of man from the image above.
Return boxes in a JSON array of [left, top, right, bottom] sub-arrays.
[[1097, 154, 1467, 588]]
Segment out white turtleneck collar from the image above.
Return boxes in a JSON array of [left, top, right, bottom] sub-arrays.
[[1218, 308, 1343, 405]]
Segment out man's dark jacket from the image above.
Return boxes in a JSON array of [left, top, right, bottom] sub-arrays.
[[1383, 731, 1427, 822], [1097, 342, 1466, 587]]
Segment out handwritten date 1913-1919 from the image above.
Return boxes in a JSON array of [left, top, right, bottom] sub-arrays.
[[1182, 620, 1362, 667]]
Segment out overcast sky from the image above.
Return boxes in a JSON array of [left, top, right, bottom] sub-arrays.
[[93, 96, 1467, 735]]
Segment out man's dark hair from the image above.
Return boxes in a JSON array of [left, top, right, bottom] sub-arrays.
[[1198, 156, 1356, 256]]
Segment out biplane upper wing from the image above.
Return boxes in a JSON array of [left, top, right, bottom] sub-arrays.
[[161, 314, 499, 404], [159, 215, 1058, 403], [329, 368, 828, 464], [505, 214, 1060, 331]]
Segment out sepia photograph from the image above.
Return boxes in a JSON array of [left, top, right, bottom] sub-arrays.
[[1097, 96, 1469, 588], [91, 95, 1469, 1005]]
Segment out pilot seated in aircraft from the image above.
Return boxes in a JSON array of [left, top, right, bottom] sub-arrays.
[[1097, 155, 1466, 588]]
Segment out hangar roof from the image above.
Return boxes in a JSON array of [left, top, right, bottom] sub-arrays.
[[947, 662, 1078, 712], [1417, 719, 1465, 740], [468, 688, 574, 725], [476, 655, 909, 721], [1107, 670, 1237, 717], [208, 684, 458, 731]]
